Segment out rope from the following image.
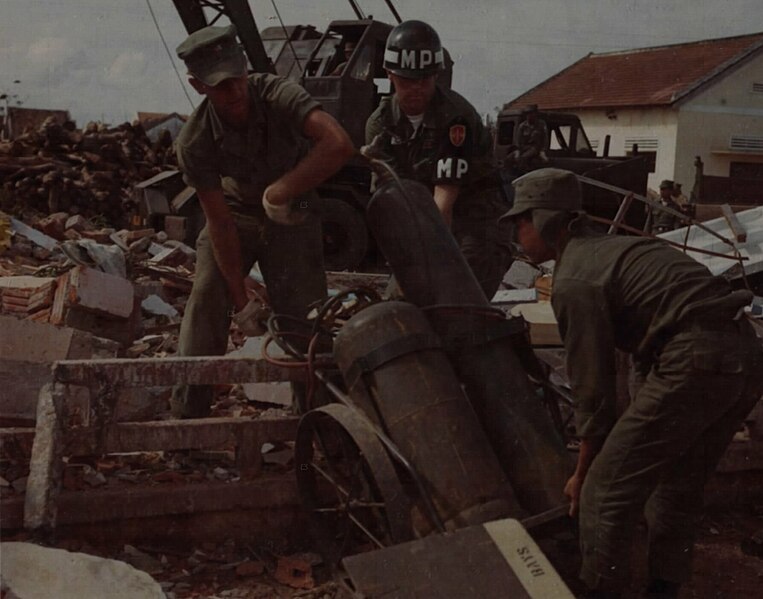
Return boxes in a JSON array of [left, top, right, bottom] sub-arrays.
[[145, 0, 195, 110], [269, 0, 303, 73]]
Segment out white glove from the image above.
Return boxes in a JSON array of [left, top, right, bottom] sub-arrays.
[[231, 297, 270, 337], [263, 196, 307, 226]]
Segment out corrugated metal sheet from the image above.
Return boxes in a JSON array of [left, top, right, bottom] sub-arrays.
[[658, 206, 763, 278]]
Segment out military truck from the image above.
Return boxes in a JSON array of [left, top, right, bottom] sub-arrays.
[[494, 108, 654, 228]]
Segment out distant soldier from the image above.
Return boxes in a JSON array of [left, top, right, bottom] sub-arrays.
[[649, 179, 682, 234], [329, 40, 356, 76], [365, 20, 513, 299], [513, 104, 549, 171], [671, 182, 688, 207]]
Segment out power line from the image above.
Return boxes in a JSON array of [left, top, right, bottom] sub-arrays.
[[145, 0, 195, 111], [269, 0, 303, 73]]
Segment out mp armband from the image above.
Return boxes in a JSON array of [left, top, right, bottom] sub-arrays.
[[435, 157, 469, 182]]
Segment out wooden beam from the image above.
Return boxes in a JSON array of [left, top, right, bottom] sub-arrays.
[[721, 203, 747, 243], [52, 355, 304, 387], [3, 475, 301, 529]]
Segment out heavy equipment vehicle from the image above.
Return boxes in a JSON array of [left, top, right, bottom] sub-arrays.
[[169, 1, 652, 268]]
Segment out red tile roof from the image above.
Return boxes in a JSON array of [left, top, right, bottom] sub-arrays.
[[507, 32, 763, 110]]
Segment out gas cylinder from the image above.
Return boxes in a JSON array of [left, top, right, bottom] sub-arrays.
[[366, 178, 573, 511], [334, 300, 520, 533]]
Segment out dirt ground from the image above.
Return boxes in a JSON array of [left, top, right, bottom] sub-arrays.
[[4, 497, 762, 598], [541, 503, 763, 598]]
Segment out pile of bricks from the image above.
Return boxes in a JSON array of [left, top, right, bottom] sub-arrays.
[[0, 276, 56, 322]]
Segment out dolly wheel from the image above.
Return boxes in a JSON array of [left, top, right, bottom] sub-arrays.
[[295, 404, 413, 564]]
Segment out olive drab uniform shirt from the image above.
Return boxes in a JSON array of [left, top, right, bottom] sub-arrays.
[[551, 230, 753, 438], [176, 73, 321, 214], [651, 196, 682, 233], [365, 86, 503, 223]]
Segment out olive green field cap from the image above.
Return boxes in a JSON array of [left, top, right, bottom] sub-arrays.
[[499, 168, 582, 221], [176, 25, 247, 87]]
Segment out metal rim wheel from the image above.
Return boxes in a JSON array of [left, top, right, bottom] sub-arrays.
[[295, 404, 413, 563]]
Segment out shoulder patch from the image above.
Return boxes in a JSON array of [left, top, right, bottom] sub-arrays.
[[449, 124, 466, 147]]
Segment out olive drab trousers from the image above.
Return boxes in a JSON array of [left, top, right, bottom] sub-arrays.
[[171, 212, 326, 418], [579, 318, 763, 590], [452, 189, 515, 300]]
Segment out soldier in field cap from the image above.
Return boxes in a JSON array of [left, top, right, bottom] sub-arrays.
[[512, 103, 549, 172], [172, 25, 354, 418], [501, 167, 763, 598], [648, 179, 682, 234]]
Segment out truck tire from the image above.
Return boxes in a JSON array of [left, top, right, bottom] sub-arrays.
[[317, 197, 368, 271]]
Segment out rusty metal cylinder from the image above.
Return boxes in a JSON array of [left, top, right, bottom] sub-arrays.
[[366, 178, 572, 512], [334, 300, 520, 532], [367, 179, 488, 306]]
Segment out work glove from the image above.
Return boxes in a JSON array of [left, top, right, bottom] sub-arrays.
[[262, 196, 307, 226], [231, 297, 270, 337]]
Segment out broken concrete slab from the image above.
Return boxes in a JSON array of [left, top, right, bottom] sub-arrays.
[[232, 337, 292, 407], [141, 294, 179, 319], [9, 217, 58, 251], [64, 214, 92, 233], [0, 542, 164, 598], [57, 265, 135, 319], [0, 315, 120, 420]]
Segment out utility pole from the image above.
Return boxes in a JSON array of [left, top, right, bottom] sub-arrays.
[[0, 80, 22, 139]]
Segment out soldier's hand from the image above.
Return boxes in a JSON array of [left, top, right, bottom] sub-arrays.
[[231, 297, 270, 337], [563, 473, 585, 517], [263, 185, 307, 226]]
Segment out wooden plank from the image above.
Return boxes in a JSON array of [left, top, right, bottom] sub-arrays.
[[64, 416, 298, 455], [2, 475, 301, 529], [52, 356, 304, 387], [607, 194, 634, 235], [721, 203, 747, 243]]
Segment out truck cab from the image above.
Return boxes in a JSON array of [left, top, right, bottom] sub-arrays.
[[495, 108, 654, 228]]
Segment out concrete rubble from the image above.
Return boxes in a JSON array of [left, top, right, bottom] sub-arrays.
[[2, 136, 763, 597], [1, 541, 165, 598]]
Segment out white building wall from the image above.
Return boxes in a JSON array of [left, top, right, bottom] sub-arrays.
[[678, 51, 763, 186], [570, 108, 678, 192]]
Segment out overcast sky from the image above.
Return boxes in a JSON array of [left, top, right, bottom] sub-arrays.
[[2, 0, 763, 127]]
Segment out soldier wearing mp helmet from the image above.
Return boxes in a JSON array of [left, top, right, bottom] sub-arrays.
[[366, 20, 513, 300]]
